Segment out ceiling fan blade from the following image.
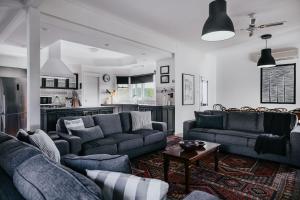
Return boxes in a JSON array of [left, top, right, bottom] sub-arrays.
[[258, 21, 286, 28]]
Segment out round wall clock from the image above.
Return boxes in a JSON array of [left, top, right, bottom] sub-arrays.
[[103, 74, 110, 82]]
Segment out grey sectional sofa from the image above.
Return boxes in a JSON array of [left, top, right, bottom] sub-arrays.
[[55, 112, 167, 158], [184, 110, 300, 167]]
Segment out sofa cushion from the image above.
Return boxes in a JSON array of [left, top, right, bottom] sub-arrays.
[[196, 129, 260, 139], [71, 126, 104, 143], [130, 111, 153, 131], [187, 129, 216, 142], [257, 112, 265, 132], [58, 116, 95, 134], [13, 154, 102, 200], [16, 129, 30, 144], [0, 139, 41, 177], [93, 114, 123, 136], [133, 129, 165, 145], [62, 154, 132, 175], [227, 112, 258, 132], [195, 114, 223, 129], [210, 111, 228, 129], [108, 133, 143, 153], [0, 168, 24, 200], [119, 112, 132, 133], [82, 138, 118, 155]]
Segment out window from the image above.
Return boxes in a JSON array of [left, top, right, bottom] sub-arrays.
[[132, 82, 155, 101], [117, 84, 129, 102]]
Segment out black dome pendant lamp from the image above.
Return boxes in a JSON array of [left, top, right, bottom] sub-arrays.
[[257, 34, 276, 68], [201, 0, 235, 41]]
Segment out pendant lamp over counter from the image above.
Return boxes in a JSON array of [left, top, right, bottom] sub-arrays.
[[202, 0, 235, 41], [257, 34, 276, 68]]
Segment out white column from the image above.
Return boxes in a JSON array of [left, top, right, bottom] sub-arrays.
[[27, 7, 40, 131]]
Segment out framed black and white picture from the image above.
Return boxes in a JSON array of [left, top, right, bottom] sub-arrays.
[[160, 66, 169, 74], [182, 73, 195, 105], [200, 77, 208, 106], [160, 75, 170, 84], [261, 63, 296, 104]]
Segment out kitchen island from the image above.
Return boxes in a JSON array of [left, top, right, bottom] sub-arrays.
[[41, 106, 114, 132]]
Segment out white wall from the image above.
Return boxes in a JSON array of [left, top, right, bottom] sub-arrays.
[[216, 33, 300, 110]]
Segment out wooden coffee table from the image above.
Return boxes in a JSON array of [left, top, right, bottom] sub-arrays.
[[162, 141, 220, 194]]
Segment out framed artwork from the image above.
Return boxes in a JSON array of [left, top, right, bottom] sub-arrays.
[[200, 77, 208, 106], [261, 63, 296, 104], [160, 66, 169, 74], [182, 73, 195, 105], [160, 75, 170, 83]]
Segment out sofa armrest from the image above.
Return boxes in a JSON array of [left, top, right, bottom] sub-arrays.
[[152, 121, 167, 132], [183, 120, 196, 139], [54, 140, 70, 156], [56, 132, 82, 154]]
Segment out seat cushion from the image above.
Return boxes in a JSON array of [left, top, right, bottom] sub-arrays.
[[71, 126, 104, 143], [227, 112, 258, 132], [82, 138, 118, 155], [133, 129, 165, 145], [93, 114, 123, 136], [13, 154, 102, 200], [0, 168, 24, 200], [119, 112, 132, 133], [57, 116, 95, 134], [108, 133, 143, 153]]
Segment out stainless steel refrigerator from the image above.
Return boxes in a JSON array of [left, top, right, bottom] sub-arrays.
[[0, 67, 27, 135]]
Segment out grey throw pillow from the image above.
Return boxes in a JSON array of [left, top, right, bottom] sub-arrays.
[[87, 170, 169, 200], [71, 126, 104, 144], [130, 111, 153, 131], [64, 118, 85, 135], [29, 129, 60, 163], [16, 129, 30, 143]]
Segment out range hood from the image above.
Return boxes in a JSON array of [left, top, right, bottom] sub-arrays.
[[41, 41, 74, 78]]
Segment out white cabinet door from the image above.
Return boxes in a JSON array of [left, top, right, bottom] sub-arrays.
[[83, 73, 100, 107]]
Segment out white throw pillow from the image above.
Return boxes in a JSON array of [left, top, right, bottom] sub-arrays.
[[64, 118, 85, 135], [130, 111, 153, 131], [86, 170, 169, 200], [29, 129, 60, 163]]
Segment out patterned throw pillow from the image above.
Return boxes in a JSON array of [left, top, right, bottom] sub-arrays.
[[130, 111, 153, 131], [64, 118, 85, 135], [86, 170, 169, 200], [29, 129, 61, 163]]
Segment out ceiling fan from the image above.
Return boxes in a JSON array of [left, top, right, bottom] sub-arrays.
[[241, 13, 287, 37]]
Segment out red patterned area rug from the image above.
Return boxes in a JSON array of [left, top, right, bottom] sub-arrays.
[[132, 136, 300, 200]]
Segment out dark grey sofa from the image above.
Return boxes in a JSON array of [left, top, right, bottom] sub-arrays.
[[55, 112, 167, 158], [184, 110, 300, 167]]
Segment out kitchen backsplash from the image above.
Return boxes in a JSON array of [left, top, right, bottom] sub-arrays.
[[40, 88, 82, 105]]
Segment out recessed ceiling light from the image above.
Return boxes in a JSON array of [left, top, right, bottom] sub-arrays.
[[104, 43, 110, 47]]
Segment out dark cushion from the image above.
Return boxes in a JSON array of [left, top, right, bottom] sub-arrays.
[[0, 139, 41, 177], [210, 111, 228, 129], [0, 168, 24, 200], [132, 129, 165, 145], [257, 112, 264, 132], [108, 133, 143, 152], [227, 112, 258, 132], [195, 114, 223, 129], [93, 114, 123, 136], [71, 126, 104, 143], [82, 138, 118, 155], [119, 112, 132, 132], [0, 132, 13, 143], [13, 154, 102, 200], [57, 116, 95, 134], [62, 154, 132, 175], [194, 111, 211, 118], [16, 129, 31, 143]]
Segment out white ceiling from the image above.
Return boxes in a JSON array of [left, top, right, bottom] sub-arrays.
[[77, 0, 300, 51]]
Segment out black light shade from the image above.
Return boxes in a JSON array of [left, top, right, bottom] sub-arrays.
[[201, 0, 235, 41], [257, 48, 276, 68]]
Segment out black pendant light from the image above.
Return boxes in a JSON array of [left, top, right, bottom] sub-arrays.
[[257, 34, 276, 68], [201, 0, 235, 41]]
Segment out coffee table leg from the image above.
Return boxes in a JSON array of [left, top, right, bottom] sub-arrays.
[[164, 156, 170, 182], [185, 162, 190, 194], [215, 147, 219, 171]]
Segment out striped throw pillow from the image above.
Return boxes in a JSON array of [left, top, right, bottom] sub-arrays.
[[64, 118, 85, 135], [130, 111, 153, 131], [86, 170, 169, 200], [29, 129, 60, 163]]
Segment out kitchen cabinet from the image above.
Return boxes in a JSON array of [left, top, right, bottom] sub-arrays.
[[41, 74, 78, 90]]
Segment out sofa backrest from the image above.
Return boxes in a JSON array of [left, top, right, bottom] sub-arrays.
[[93, 114, 123, 136], [56, 115, 95, 134], [119, 112, 132, 133]]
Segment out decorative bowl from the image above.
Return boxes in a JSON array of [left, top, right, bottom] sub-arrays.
[[179, 140, 205, 151]]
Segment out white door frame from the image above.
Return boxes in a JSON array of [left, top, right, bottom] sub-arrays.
[[82, 71, 101, 107]]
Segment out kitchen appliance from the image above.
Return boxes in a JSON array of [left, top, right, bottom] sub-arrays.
[[40, 96, 52, 105], [0, 76, 27, 135]]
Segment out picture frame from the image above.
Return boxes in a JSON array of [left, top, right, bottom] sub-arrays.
[[260, 63, 296, 104], [182, 73, 195, 105], [200, 77, 208, 106], [160, 75, 170, 84], [160, 65, 169, 74]]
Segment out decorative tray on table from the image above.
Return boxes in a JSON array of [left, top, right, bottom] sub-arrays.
[[179, 140, 205, 151]]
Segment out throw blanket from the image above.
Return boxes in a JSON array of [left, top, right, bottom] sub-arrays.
[[255, 112, 291, 156]]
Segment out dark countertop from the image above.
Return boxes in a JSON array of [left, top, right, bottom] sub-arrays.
[[101, 104, 175, 107], [41, 106, 115, 111]]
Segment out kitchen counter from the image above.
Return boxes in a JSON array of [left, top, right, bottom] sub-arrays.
[[41, 106, 115, 111]]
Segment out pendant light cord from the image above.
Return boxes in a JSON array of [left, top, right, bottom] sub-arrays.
[[265, 39, 268, 48]]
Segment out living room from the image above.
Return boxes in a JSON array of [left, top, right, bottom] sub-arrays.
[[0, 0, 299, 200]]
